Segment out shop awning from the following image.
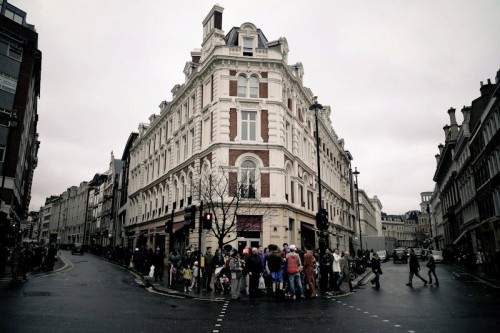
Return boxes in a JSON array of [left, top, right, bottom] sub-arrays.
[[452, 218, 492, 245], [300, 222, 316, 231], [237, 215, 262, 232], [173, 221, 189, 234]]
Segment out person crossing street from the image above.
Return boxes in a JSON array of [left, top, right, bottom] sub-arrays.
[[406, 249, 428, 288]]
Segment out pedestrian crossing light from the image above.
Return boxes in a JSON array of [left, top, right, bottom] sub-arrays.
[[203, 212, 212, 230], [184, 205, 196, 229]]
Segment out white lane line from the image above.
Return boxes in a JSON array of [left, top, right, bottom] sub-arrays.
[[213, 330, 219, 333], [371, 315, 378, 318], [215, 324, 221, 327], [394, 324, 401, 327], [382, 319, 389, 322], [356, 308, 361, 311], [408, 331, 416, 333], [364, 311, 369, 314]]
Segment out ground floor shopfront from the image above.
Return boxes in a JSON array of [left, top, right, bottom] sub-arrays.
[[452, 217, 500, 275], [123, 205, 355, 256]]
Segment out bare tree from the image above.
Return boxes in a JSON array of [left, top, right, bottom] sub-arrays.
[[195, 166, 270, 250]]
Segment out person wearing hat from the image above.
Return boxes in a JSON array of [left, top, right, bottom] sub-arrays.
[[286, 244, 304, 300]]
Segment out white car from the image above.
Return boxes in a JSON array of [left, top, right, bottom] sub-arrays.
[[431, 250, 443, 263]]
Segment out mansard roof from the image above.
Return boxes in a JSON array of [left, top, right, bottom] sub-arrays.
[[224, 26, 269, 48]]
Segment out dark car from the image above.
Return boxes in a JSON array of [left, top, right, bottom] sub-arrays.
[[392, 248, 408, 264], [71, 243, 84, 255]]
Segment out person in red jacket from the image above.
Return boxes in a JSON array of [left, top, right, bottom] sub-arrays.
[[286, 245, 304, 300]]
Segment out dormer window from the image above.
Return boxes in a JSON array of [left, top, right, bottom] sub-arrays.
[[243, 37, 253, 56]]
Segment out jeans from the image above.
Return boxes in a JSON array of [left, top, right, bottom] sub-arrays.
[[231, 275, 241, 299], [371, 271, 380, 290], [332, 272, 341, 291], [288, 273, 303, 296], [428, 268, 438, 285], [409, 271, 427, 285]]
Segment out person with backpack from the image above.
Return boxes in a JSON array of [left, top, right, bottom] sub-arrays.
[[427, 254, 439, 286], [286, 245, 304, 300]]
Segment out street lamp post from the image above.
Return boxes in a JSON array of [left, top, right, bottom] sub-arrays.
[[353, 167, 362, 253], [309, 96, 329, 291]]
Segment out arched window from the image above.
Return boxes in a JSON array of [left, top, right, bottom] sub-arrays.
[[249, 76, 259, 98], [237, 75, 247, 97], [240, 160, 256, 199]]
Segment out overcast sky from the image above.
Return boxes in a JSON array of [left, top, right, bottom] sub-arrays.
[[14, 0, 500, 214]]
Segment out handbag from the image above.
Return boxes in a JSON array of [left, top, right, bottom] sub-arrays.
[[258, 274, 266, 290]]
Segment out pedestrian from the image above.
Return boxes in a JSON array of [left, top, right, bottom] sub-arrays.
[[266, 244, 284, 295], [181, 263, 193, 293], [247, 247, 263, 297], [286, 244, 304, 300], [190, 261, 201, 290], [303, 248, 316, 298], [370, 252, 382, 290], [168, 250, 180, 288], [427, 254, 439, 286], [229, 250, 243, 300], [331, 249, 341, 293], [340, 251, 354, 292], [153, 247, 165, 282], [203, 247, 214, 292], [406, 249, 427, 287], [476, 249, 485, 274], [320, 248, 333, 294]]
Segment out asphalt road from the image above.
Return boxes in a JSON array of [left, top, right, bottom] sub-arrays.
[[1, 252, 499, 333]]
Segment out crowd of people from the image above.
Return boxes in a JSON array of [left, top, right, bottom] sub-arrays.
[[0, 242, 58, 282], [166, 243, 360, 300]]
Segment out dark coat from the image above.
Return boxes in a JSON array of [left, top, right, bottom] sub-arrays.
[[247, 254, 263, 274], [371, 258, 382, 274], [409, 254, 420, 273]]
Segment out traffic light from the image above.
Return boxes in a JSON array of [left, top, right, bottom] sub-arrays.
[[316, 208, 328, 231], [202, 212, 212, 230], [184, 205, 196, 229]]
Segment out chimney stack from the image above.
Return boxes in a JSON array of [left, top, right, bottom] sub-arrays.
[[447, 107, 457, 126], [443, 125, 450, 141], [461, 106, 471, 134], [438, 144, 444, 154], [435, 154, 440, 164], [496, 69, 500, 83], [191, 49, 201, 63]]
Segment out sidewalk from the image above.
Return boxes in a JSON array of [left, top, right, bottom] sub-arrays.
[[452, 264, 500, 289]]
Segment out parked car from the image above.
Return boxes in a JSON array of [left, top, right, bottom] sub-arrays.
[[71, 243, 84, 255], [376, 250, 388, 262], [431, 250, 443, 263], [413, 248, 423, 258], [393, 248, 408, 264]]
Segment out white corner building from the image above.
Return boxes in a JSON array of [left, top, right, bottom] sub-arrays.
[[125, 5, 357, 254]]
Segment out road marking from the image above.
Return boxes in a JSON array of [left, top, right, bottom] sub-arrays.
[[382, 319, 389, 322], [408, 331, 416, 333], [217, 318, 222, 322], [364, 311, 369, 314], [356, 308, 361, 311], [213, 330, 219, 333], [394, 324, 401, 327], [215, 324, 221, 327], [371, 315, 378, 318]]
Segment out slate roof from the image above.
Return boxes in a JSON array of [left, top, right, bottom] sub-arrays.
[[224, 27, 269, 48]]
